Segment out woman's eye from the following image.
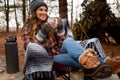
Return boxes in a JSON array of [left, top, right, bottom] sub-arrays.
[[38, 8, 47, 12]]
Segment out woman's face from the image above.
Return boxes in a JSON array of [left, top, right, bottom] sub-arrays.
[[36, 6, 48, 23]]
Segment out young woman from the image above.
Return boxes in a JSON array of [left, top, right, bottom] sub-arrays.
[[21, 0, 120, 80]]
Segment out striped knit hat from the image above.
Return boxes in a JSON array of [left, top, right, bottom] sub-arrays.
[[30, 0, 48, 13]]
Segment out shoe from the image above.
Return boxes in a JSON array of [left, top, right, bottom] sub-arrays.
[[84, 63, 112, 79], [104, 55, 120, 74], [78, 48, 100, 69], [78, 48, 112, 79]]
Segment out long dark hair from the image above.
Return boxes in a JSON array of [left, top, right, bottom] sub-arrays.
[[26, 12, 48, 39]]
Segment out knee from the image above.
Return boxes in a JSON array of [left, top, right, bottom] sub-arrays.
[[53, 55, 63, 63], [27, 43, 37, 48], [62, 37, 73, 46], [26, 43, 48, 57], [53, 55, 59, 62], [27, 43, 43, 51]]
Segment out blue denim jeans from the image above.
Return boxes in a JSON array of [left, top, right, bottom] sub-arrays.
[[54, 37, 106, 68]]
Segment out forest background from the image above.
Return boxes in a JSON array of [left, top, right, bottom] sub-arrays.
[[0, 0, 120, 79]]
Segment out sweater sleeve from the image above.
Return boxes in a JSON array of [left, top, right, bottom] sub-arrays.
[[57, 18, 65, 37]]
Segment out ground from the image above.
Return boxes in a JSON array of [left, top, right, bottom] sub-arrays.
[[0, 32, 120, 80]]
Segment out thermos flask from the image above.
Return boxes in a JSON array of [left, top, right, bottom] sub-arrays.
[[5, 36, 19, 73]]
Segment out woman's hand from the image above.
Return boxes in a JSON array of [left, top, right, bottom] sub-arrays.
[[48, 21, 55, 29], [48, 17, 59, 29]]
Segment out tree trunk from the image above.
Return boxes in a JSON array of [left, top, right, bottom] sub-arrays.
[[4, 0, 9, 32], [58, 0, 68, 19], [94, 0, 107, 42], [95, 26, 106, 42], [14, 0, 19, 32], [22, 0, 26, 23], [71, 0, 73, 26], [95, 0, 106, 3]]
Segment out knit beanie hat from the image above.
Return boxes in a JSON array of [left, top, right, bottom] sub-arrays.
[[30, 0, 48, 13]]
